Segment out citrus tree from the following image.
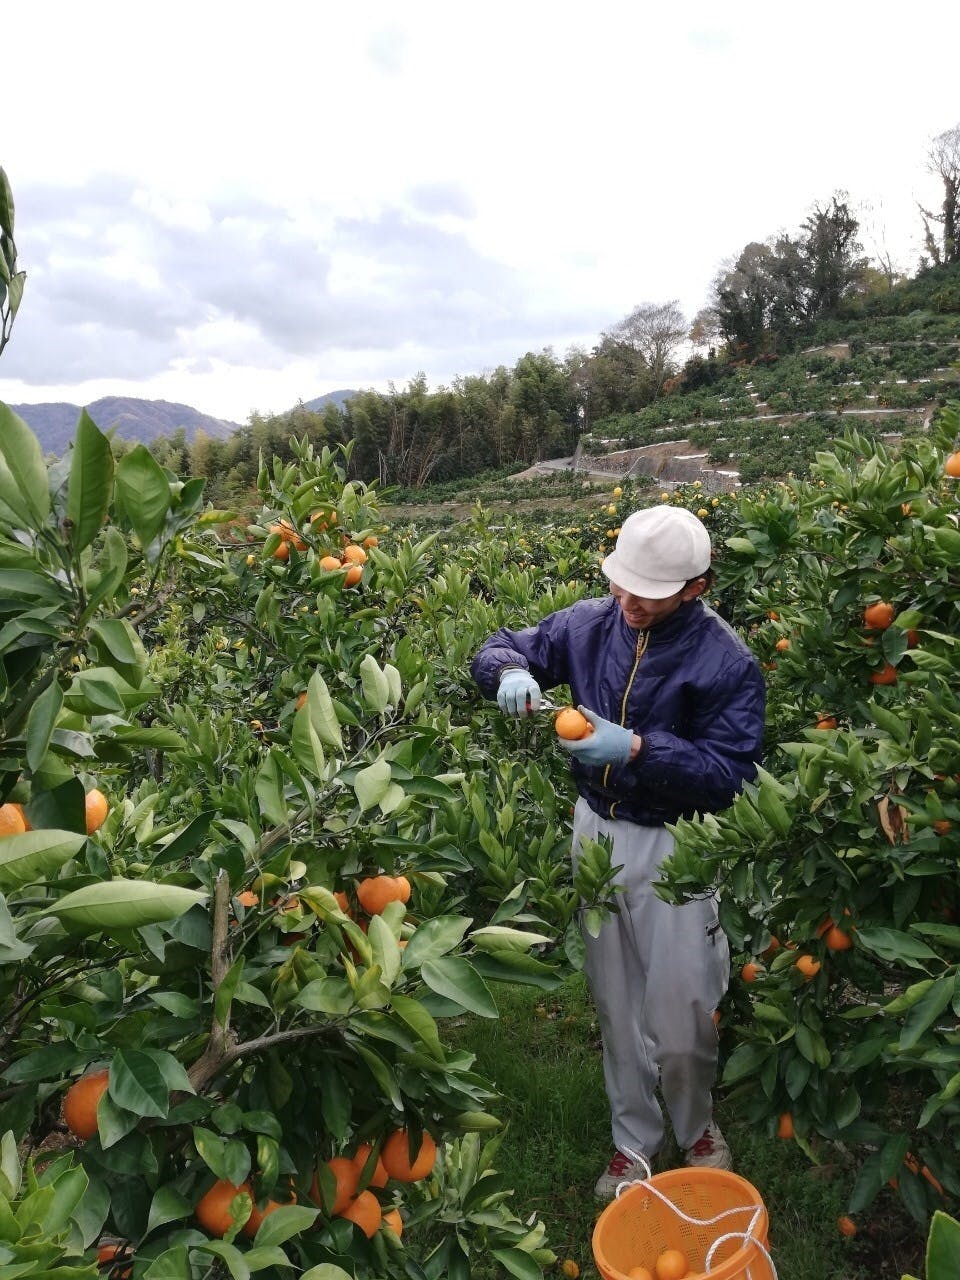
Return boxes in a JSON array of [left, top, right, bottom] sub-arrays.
[[0, 410, 628, 1279], [659, 404, 960, 1227]]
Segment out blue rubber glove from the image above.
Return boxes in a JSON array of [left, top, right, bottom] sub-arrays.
[[559, 706, 635, 766], [497, 668, 542, 715]]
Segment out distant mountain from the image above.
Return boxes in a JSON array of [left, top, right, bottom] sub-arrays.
[[10, 397, 242, 456], [301, 389, 358, 413]]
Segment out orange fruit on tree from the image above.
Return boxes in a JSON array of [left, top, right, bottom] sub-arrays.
[[295, 691, 308, 710], [352, 1142, 389, 1188], [0, 803, 26, 837], [777, 1112, 794, 1140], [863, 601, 895, 630], [815, 716, 837, 730], [837, 1215, 857, 1237], [243, 1191, 293, 1238], [63, 1069, 109, 1139], [774, 637, 790, 652], [342, 543, 367, 565], [934, 819, 952, 836], [394, 875, 412, 904], [654, 1248, 689, 1280], [868, 663, 897, 685], [766, 609, 779, 621], [762, 935, 780, 958], [310, 1156, 360, 1215], [85, 789, 109, 835], [319, 554, 343, 572], [269, 519, 306, 550], [337, 1189, 381, 1237], [272, 541, 290, 562], [382, 1206, 403, 1237], [235, 890, 258, 909], [343, 564, 363, 587], [795, 954, 821, 980], [362, 535, 379, 548], [381, 1128, 438, 1181], [740, 961, 761, 983], [195, 1179, 253, 1236], [944, 452, 960, 477], [356, 875, 403, 915], [96, 1243, 133, 1277], [825, 925, 853, 951], [555, 707, 593, 741]]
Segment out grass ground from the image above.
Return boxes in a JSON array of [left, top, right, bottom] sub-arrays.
[[447, 977, 926, 1280]]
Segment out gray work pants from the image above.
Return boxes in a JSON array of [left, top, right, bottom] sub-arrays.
[[573, 797, 729, 1157]]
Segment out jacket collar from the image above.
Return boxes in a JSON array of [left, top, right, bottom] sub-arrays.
[[615, 597, 703, 645]]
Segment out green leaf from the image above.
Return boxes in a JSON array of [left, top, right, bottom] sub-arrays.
[[192, 1128, 251, 1186], [0, 829, 87, 890], [899, 975, 956, 1051], [304, 672, 342, 750], [115, 445, 171, 550], [110, 1049, 170, 1119], [353, 756, 391, 812], [856, 926, 939, 968], [89, 618, 147, 685], [215, 957, 245, 1027], [389, 994, 444, 1060], [149, 811, 215, 867], [421, 957, 498, 1018], [193, 1240, 250, 1280], [359, 654, 391, 713], [142, 1245, 191, 1279], [299, 1267, 354, 1280], [491, 1247, 543, 1280], [25, 678, 63, 772], [145, 1184, 193, 1237], [66, 411, 114, 554], [3, 1042, 85, 1083], [252, 1202, 318, 1246], [926, 1209, 960, 1276], [254, 753, 287, 827], [0, 404, 50, 529], [401, 915, 471, 968], [43, 880, 206, 933]]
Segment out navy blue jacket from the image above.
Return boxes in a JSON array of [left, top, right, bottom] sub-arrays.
[[471, 597, 765, 826]]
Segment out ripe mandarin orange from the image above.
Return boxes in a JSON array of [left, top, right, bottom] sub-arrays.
[[795, 955, 821, 980], [777, 1112, 794, 1139], [815, 716, 837, 730], [362, 535, 379, 548], [319, 554, 343, 572], [295, 691, 308, 710], [85, 789, 109, 835], [243, 1191, 293, 1238], [863, 601, 895, 630], [394, 875, 412, 904], [352, 1142, 389, 1188], [342, 544, 367, 565], [272, 541, 290, 561], [310, 1156, 360, 1215], [96, 1243, 133, 1277], [0, 803, 26, 837], [654, 1249, 689, 1280], [357, 875, 403, 915], [382, 1206, 403, 1237], [554, 708, 592, 741], [343, 564, 363, 587], [626, 1269, 654, 1280], [837, 1215, 857, 1237], [741, 961, 760, 983], [825, 925, 853, 951], [63, 1069, 109, 1139], [945, 452, 960, 477], [868, 663, 897, 685], [774, 637, 790, 652], [381, 1128, 437, 1181], [338, 1189, 381, 1237], [195, 1179, 253, 1236], [235, 890, 258, 908]]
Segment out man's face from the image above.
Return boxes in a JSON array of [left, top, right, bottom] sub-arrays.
[[609, 579, 704, 630]]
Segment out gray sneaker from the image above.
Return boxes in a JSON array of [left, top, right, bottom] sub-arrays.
[[685, 1120, 732, 1170], [594, 1150, 649, 1201]]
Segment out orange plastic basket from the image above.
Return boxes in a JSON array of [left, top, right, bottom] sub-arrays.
[[592, 1167, 774, 1280]]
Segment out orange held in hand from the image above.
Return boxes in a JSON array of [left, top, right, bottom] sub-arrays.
[[554, 707, 593, 741], [654, 1248, 689, 1279], [63, 1069, 109, 1139]]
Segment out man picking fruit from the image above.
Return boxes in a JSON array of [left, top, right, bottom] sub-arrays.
[[471, 505, 765, 1198]]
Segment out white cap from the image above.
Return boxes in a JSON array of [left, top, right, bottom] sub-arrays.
[[602, 505, 711, 599]]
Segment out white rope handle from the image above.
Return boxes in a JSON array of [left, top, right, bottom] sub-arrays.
[[614, 1148, 779, 1279]]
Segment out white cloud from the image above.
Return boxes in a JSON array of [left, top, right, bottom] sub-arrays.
[[0, 0, 958, 422]]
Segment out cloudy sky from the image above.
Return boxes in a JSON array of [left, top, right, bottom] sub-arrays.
[[1, 1, 958, 424]]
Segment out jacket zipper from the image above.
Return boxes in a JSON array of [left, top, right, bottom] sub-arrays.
[[605, 630, 649, 817]]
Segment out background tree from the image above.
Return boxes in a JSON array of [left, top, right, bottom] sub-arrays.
[[604, 300, 687, 398], [918, 125, 960, 267]]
